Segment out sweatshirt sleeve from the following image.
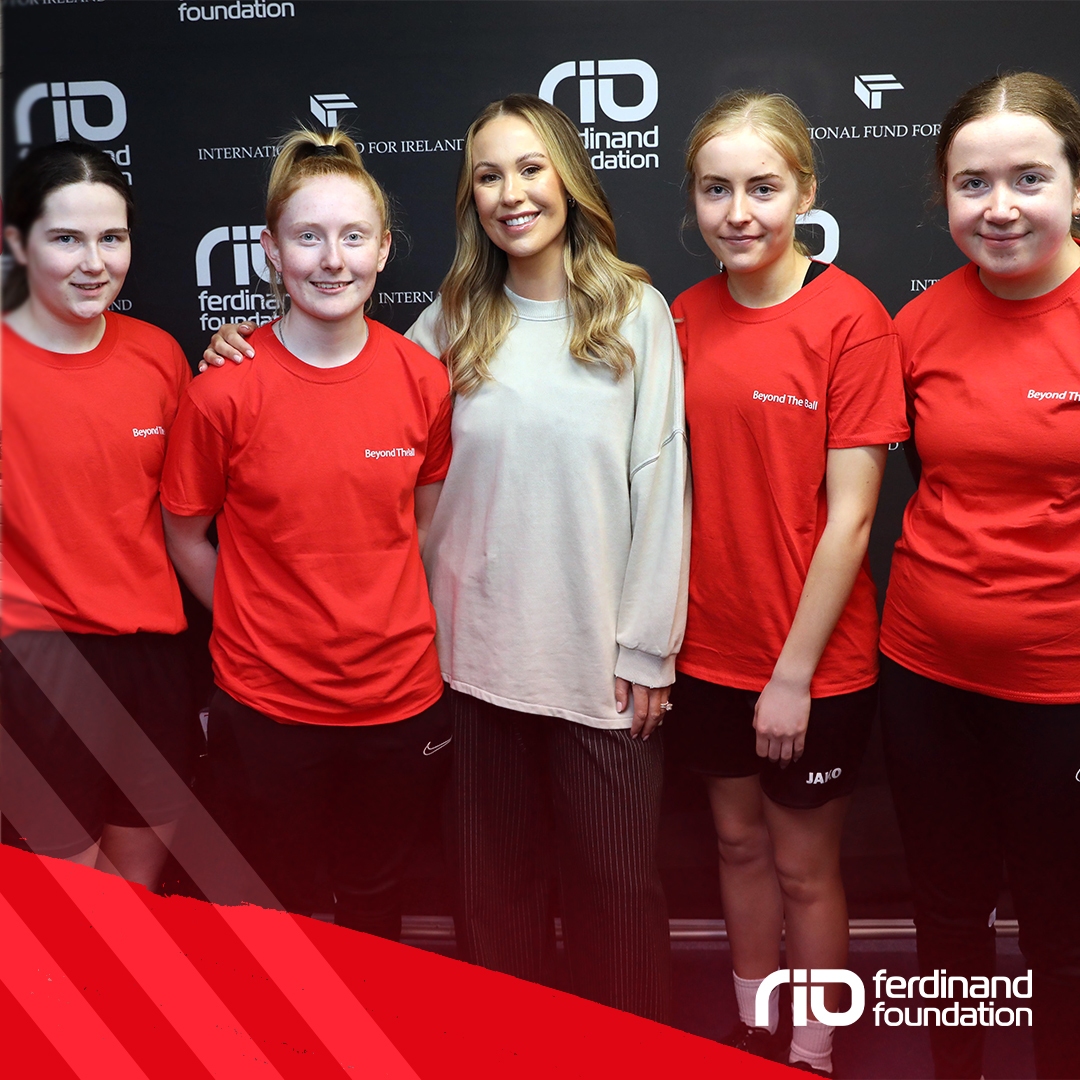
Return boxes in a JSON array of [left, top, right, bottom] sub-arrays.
[[405, 297, 448, 359], [614, 286, 692, 687]]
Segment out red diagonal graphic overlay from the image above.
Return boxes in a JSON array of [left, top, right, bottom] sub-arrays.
[[2, 844, 796, 1078], [2, 567, 421, 1077], [0, 977, 79, 1080], [35, 853, 287, 1078], [2, 728, 333, 1076], [145, 893, 372, 1074], [4, 852, 214, 1078], [0, 886, 149, 1078]]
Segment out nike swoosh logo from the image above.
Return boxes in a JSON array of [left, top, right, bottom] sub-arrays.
[[423, 737, 452, 756]]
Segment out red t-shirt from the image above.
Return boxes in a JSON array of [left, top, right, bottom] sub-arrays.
[[672, 266, 908, 696], [880, 262, 1080, 703], [160, 320, 452, 726], [1, 314, 189, 636]]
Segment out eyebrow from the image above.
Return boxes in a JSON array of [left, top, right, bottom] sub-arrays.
[[291, 221, 374, 230], [45, 226, 130, 236], [473, 152, 548, 171], [699, 172, 783, 184], [952, 160, 1056, 179]]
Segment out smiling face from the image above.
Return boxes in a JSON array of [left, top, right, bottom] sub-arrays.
[[693, 125, 815, 296], [470, 114, 568, 290], [262, 172, 390, 327], [6, 181, 130, 327], [945, 111, 1080, 299]]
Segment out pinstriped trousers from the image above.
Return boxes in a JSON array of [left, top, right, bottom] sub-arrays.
[[448, 689, 672, 1022]]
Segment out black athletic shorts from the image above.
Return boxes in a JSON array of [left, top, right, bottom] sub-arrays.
[[1, 630, 200, 858], [666, 671, 875, 808], [206, 687, 452, 920]]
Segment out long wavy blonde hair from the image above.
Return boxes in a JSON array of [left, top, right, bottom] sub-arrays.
[[264, 127, 391, 311], [439, 94, 649, 395]]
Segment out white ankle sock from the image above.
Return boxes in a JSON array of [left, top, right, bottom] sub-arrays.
[[733, 972, 779, 1034], [789, 1016, 835, 1073]]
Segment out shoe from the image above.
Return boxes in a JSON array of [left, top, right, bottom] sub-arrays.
[[790, 1061, 833, 1077], [721, 1021, 782, 1061]]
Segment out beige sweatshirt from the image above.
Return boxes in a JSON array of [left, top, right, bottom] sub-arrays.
[[407, 284, 690, 728]]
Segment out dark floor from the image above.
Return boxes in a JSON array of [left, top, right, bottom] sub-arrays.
[[406, 933, 1035, 1080]]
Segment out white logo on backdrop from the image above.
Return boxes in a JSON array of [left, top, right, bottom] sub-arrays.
[[539, 60, 658, 123], [195, 226, 270, 288], [854, 74, 905, 110], [310, 93, 357, 127], [757, 969, 866, 1027], [797, 209, 840, 264], [177, 2, 297, 20], [194, 225, 278, 331], [15, 80, 127, 152]]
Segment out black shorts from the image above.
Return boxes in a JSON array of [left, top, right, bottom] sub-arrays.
[[206, 687, 452, 918], [1, 630, 200, 858], [666, 671, 875, 809]]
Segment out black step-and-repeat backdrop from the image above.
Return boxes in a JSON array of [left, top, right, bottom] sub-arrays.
[[5, 0, 1078, 919]]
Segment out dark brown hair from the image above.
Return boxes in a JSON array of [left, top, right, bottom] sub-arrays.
[[936, 72, 1080, 238], [3, 141, 136, 312]]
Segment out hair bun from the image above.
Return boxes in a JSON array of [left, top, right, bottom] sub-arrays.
[[298, 143, 340, 160]]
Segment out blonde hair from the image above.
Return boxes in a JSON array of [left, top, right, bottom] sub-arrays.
[[438, 94, 650, 395], [264, 127, 391, 310], [684, 90, 818, 256], [936, 71, 1080, 239]]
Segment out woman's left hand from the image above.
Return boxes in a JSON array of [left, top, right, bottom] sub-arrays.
[[615, 678, 671, 740], [753, 676, 811, 765]]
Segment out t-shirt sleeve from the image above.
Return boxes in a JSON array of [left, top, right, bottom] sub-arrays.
[[893, 303, 920, 429], [160, 391, 229, 517], [826, 329, 910, 449], [163, 335, 193, 430], [614, 287, 691, 687], [417, 378, 453, 487]]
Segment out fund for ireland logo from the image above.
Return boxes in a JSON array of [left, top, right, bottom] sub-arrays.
[[853, 73, 904, 110]]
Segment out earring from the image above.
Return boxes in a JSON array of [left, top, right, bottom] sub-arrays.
[[567, 195, 577, 208]]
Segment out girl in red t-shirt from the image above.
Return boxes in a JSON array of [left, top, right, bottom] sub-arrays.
[[161, 129, 453, 938], [668, 91, 907, 1074], [879, 72, 1080, 1080], [1, 142, 198, 889]]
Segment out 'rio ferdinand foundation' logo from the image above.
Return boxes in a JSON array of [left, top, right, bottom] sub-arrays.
[[757, 969, 865, 1027], [14, 80, 127, 155], [539, 59, 658, 123], [539, 59, 660, 172], [194, 225, 278, 333]]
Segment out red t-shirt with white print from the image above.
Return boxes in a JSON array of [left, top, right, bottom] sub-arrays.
[[673, 265, 908, 696], [2, 313, 189, 636], [880, 262, 1080, 702], [161, 320, 452, 725]]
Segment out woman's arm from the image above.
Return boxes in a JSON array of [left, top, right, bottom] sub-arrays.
[[414, 480, 444, 556], [753, 444, 888, 764], [161, 508, 217, 609], [199, 321, 257, 371]]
